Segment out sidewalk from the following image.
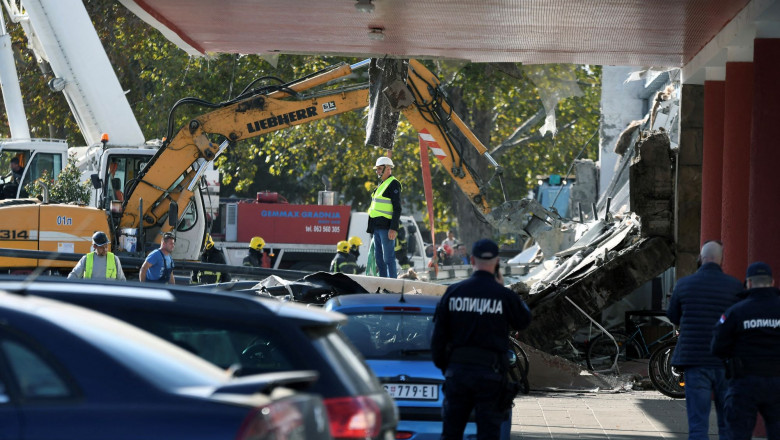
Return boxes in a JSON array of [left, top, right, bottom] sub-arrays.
[[508, 390, 722, 440]]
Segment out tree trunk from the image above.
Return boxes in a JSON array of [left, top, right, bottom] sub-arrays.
[[446, 87, 495, 248]]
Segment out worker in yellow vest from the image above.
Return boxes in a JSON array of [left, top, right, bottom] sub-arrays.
[[68, 231, 126, 280], [367, 156, 402, 278]]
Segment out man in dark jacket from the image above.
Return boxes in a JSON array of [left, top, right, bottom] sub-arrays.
[[667, 240, 742, 440], [712, 261, 780, 440], [431, 239, 532, 439]]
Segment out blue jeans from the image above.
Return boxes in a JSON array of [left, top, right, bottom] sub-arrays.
[[372, 229, 397, 278], [684, 366, 730, 440], [725, 376, 780, 440]]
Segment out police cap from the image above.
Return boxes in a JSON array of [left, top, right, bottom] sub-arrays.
[[472, 238, 499, 259]]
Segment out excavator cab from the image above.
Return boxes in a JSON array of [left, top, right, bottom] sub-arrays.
[[0, 140, 67, 200]]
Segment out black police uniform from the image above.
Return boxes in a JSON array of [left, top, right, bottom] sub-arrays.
[[431, 267, 531, 440], [712, 286, 780, 439]]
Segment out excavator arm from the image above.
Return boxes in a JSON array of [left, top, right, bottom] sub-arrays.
[[120, 61, 370, 230], [120, 58, 560, 242]]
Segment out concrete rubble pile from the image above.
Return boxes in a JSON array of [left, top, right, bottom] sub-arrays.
[[513, 131, 676, 353]]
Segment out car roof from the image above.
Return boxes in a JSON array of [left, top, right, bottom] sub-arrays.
[[0, 276, 345, 326], [0, 290, 230, 385], [325, 293, 441, 313]]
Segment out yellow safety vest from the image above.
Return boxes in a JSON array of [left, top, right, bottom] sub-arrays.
[[85, 252, 118, 279], [368, 176, 399, 219]]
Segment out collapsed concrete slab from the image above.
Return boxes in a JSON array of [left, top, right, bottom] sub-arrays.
[[513, 130, 677, 355], [517, 236, 674, 353]]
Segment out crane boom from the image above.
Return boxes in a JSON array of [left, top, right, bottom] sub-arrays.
[[4, 0, 144, 146]]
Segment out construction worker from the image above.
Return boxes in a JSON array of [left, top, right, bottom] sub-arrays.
[[330, 240, 359, 274], [367, 156, 402, 278], [191, 234, 231, 284], [140, 232, 176, 284], [243, 236, 269, 267], [68, 231, 126, 280]]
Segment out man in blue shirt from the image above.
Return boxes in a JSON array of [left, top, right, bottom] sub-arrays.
[[139, 232, 176, 284]]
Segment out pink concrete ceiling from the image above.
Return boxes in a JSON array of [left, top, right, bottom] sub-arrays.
[[122, 0, 749, 66]]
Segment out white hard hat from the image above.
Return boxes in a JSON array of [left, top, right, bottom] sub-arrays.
[[374, 156, 394, 168]]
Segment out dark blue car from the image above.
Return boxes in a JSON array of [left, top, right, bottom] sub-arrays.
[[324, 293, 512, 440], [0, 277, 397, 440], [0, 289, 331, 439]]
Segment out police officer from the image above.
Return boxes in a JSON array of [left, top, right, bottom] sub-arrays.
[[431, 238, 532, 440], [330, 240, 359, 274], [712, 261, 780, 439], [191, 234, 231, 284], [139, 232, 176, 284], [68, 231, 126, 280]]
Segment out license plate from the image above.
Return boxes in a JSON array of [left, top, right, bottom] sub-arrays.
[[383, 383, 438, 400]]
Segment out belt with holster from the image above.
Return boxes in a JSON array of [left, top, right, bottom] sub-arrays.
[[448, 346, 503, 372]]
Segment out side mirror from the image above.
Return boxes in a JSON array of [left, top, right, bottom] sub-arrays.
[[168, 201, 178, 227], [90, 174, 102, 189]]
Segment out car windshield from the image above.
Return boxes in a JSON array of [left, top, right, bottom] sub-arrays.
[[340, 312, 434, 361]]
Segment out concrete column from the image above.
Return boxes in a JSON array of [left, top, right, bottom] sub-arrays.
[[720, 60, 753, 279], [675, 84, 704, 279], [749, 39, 780, 273], [700, 75, 725, 245]]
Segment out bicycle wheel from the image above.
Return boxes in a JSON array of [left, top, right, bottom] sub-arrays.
[[509, 336, 530, 395], [648, 339, 685, 398], [585, 331, 643, 372]]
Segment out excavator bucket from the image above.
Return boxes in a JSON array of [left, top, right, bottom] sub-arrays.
[[365, 58, 408, 150], [485, 199, 561, 236]]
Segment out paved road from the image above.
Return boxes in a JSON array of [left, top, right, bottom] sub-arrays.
[[508, 390, 727, 439]]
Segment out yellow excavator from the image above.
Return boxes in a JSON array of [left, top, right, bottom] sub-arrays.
[[0, 58, 559, 272]]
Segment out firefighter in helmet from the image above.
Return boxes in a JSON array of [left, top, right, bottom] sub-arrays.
[[347, 236, 366, 274], [348, 236, 363, 259], [330, 240, 359, 274], [192, 234, 231, 284], [243, 236, 269, 268]]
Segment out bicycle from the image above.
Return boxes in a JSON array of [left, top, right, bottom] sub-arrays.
[[509, 334, 530, 395], [585, 314, 677, 372], [648, 337, 685, 398]]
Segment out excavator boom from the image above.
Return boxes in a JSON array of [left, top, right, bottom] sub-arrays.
[[120, 58, 558, 241]]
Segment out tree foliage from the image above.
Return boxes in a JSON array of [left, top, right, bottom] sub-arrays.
[[1, 0, 601, 247], [25, 156, 91, 204]]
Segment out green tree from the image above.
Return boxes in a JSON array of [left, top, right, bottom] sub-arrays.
[[25, 156, 91, 204]]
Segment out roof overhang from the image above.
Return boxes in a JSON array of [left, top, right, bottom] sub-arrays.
[[118, 0, 780, 83]]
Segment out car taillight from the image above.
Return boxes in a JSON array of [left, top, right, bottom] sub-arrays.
[[235, 399, 305, 440], [323, 395, 382, 439], [396, 431, 413, 439]]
